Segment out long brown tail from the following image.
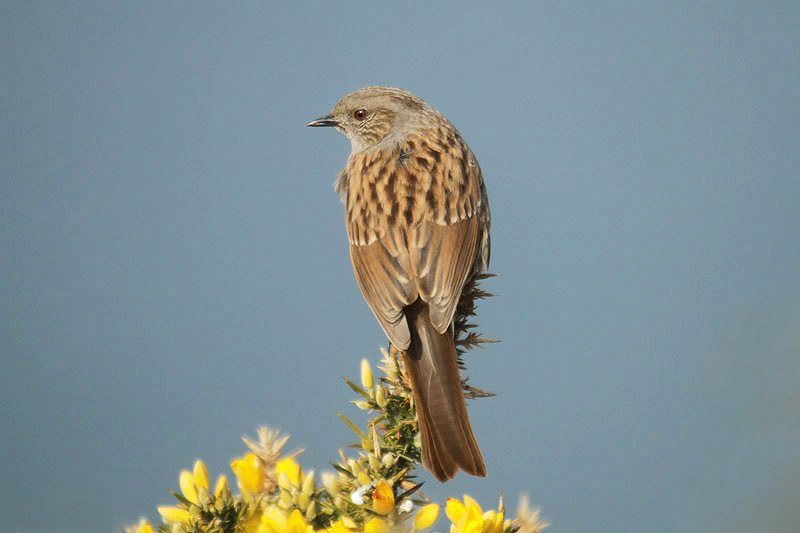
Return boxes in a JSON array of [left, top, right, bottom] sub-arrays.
[[401, 300, 486, 482]]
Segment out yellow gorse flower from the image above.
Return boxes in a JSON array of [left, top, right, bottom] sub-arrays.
[[413, 503, 440, 530], [214, 473, 229, 498], [445, 497, 467, 523], [253, 507, 314, 533], [481, 509, 504, 533], [287, 508, 314, 533], [258, 507, 285, 533], [446, 495, 503, 533], [157, 505, 191, 524], [231, 452, 266, 496], [193, 459, 210, 491], [276, 456, 301, 485], [241, 512, 262, 533], [179, 470, 199, 505], [178, 459, 211, 505], [371, 479, 394, 515]]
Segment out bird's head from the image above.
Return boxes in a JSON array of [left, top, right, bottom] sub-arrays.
[[306, 86, 432, 154]]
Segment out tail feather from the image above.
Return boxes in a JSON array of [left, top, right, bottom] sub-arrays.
[[401, 300, 486, 482]]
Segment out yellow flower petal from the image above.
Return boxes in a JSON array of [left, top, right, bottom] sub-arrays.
[[447, 495, 483, 533], [193, 459, 210, 491], [414, 503, 440, 530], [179, 470, 200, 505], [482, 509, 504, 533], [372, 479, 395, 515], [364, 516, 389, 533], [276, 456, 301, 485], [240, 512, 262, 533], [287, 509, 309, 533], [463, 495, 482, 514], [360, 358, 374, 389], [464, 521, 482, 533], [259, 507, 288, 533], [214, 474, 229, 497], [458, 494, 483, 533], [231, 453, 266, 494], [446, 497, 466, 523], [157, 505, 191, 524]]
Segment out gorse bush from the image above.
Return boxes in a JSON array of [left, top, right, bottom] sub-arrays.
[[125, 276, 547, 533]]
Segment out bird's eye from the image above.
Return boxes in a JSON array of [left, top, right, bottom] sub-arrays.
[[353, 109, 368, 121]]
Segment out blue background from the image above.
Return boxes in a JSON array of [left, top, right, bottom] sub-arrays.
[[2, 2, 799, 532]]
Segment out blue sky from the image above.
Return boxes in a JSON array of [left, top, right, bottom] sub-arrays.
[[2, 2, 799, 532]]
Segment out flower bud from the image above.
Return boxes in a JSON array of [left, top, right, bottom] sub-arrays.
[[360, 358, 374, 389]]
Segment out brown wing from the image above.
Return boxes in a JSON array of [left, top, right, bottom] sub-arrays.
[[349, 228, 416, 349], [350, 215, 480, 349], [410, 217, 480, 333]]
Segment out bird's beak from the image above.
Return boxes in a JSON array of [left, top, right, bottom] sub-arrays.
[[306, 114, 338, 127]]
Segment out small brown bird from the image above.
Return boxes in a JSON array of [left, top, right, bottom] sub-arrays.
[[307, 86, 490, 482]]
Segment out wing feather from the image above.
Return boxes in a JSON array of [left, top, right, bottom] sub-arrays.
[[350, 215, 480, 349], [350, 237, 414, 349], [414, 218, 480, 332]]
